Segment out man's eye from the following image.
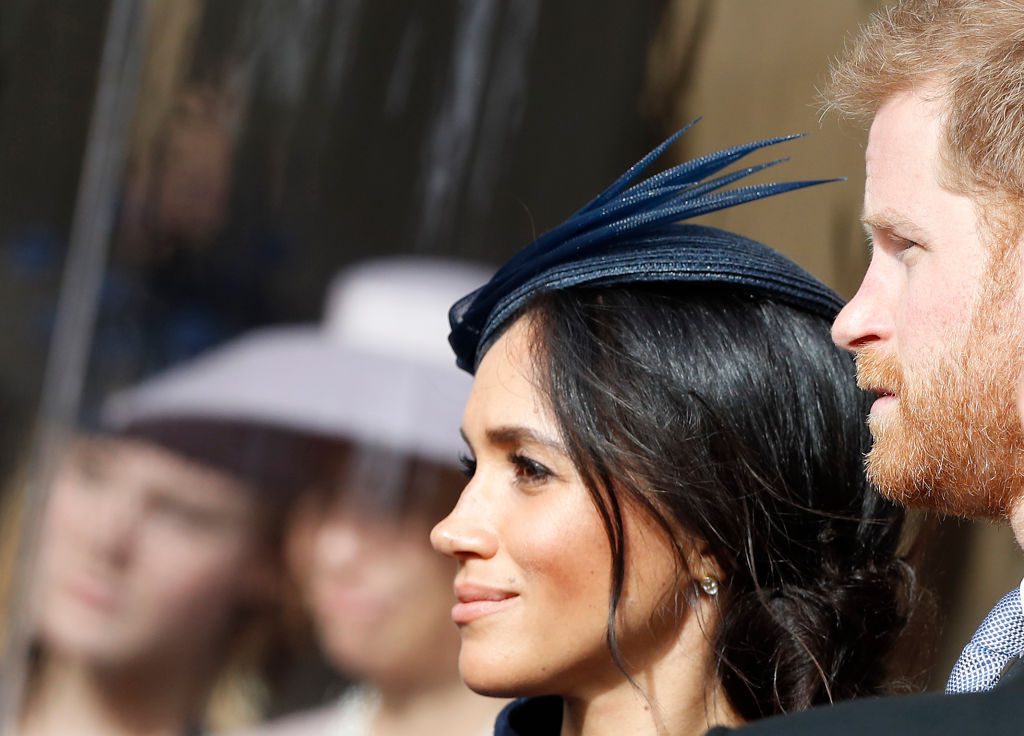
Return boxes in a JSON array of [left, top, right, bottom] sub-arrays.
[[892, 236, 924, 263], [884, 230, 924, 251], [458, 453, 477, 479]]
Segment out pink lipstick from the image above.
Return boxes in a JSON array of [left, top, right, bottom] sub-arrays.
[[452, 583, 519, 625]]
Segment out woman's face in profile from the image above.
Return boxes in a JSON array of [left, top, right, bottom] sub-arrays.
[[36, 436, 267, 667], [431, 318, 681, 698]]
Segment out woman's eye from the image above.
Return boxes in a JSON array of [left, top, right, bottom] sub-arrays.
[[152, 497, 226, 532], [458, 453, 477, 478], [509, 453, 553, 486], [73, 456, 109, 487]]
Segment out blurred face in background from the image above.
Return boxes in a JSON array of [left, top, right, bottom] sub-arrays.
[[286, 448, 462, 690], [36, 435, 270, 670]]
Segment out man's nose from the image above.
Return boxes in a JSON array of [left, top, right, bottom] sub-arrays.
[[832, 265, 893, 352]]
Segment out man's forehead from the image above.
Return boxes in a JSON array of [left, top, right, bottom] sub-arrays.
[[863, 91, 949, 235], [866, 90, 944, 168]]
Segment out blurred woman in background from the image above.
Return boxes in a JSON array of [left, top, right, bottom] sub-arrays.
[[242, 260, 504, 735], [270, 440, 504, 736], [101, 259, 505, 735], [14, 419, 292, 736]]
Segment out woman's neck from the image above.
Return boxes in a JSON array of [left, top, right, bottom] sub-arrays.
[[20, 653, 203, 736], [560, 683, 733, 736], [559, 616, 741, 736], [373, 672, 506, 736]]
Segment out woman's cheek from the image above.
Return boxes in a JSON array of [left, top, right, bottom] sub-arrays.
[[37, 481, 92, 587], [512, 493, 611, 609], [45, 476, 90, 544]]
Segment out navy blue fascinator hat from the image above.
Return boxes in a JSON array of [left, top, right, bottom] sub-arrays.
[[448, 122, 845, 373]]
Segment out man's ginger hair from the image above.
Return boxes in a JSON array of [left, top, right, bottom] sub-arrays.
[[825, 0, 1024, 209]]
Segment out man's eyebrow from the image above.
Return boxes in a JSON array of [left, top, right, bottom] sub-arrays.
[[861, 209, 932, 242], [485, 425, 566, 452]]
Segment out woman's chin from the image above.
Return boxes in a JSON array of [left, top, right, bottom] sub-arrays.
[[459, 652, 545, 698], [462, 678, 520, 698]]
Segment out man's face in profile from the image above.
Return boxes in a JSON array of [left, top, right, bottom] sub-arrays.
[[831, 87, 1024, 518]]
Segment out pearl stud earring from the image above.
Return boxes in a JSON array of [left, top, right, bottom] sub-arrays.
[[700, 575, 720, 597]]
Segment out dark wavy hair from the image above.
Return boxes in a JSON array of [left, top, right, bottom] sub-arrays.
[[518, 283, 914, 720]]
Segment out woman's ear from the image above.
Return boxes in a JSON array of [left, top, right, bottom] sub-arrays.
[[685, 540, 724, 599]]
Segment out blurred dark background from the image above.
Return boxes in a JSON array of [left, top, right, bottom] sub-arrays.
[[0, 0, 1018, 713]]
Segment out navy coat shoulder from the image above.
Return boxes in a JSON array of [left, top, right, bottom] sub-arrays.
[[492, 661, 1024, 735], [707, 659, 1024, 736], [494, 696, 563, 736]]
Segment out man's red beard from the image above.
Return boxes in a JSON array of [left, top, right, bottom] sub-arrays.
[[855, 296, 1024, 519]]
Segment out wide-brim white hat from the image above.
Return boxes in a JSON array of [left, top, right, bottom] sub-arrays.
[[102, 257, 492, 468]]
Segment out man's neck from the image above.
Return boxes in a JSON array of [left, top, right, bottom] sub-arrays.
[[1010, 496, 1024, 549]]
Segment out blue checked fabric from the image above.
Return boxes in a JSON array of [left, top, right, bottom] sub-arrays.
[[946, 587, 1024, 694]]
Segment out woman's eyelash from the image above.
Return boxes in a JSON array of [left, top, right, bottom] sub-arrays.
[[509, 453, 553, 483], [456, 451, 554, 483], [458, 453, 477, 478]]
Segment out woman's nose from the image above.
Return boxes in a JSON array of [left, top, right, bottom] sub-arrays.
[[88, 491, 141, 565], [314, 514, 367, 569], [430, 491, 499, 561]]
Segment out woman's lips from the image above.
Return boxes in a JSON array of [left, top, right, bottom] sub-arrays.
[[452, 583, 519, 625], [62, 576, 120, 614], [315, 584, 392, 620]]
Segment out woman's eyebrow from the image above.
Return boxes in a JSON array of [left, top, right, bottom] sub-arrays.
[[485, 425, 565, 453]]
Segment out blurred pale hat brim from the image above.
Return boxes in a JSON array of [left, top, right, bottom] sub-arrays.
[[103, 258, 490, 468]]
